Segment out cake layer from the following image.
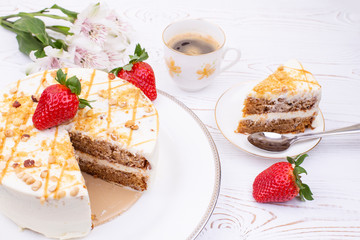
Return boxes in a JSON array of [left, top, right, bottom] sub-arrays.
[[236, 116, 315, 134], [77, 151, 147, 191], [69, 131, 149, 169], [242, 96, 319, 115]]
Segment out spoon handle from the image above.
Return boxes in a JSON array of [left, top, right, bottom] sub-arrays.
[[294, 123, 360, 142]]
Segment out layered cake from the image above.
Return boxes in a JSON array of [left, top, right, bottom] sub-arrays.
[[0, 68, 159, 239], [236, 60, 321, 134]]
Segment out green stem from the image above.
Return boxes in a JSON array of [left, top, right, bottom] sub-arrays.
[[46, 26, 73, 36], [1, 12, 72, 22], [0, 19, 20, 34]]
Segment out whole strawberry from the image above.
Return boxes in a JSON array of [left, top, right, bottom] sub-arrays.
[[253, 154, 313, 203], [32, 69, 92, 130], [111, 44, 157, 101]]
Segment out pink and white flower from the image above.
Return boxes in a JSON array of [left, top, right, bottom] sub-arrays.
[[26, 46, 75, 74], [26, 3, 131, 74]]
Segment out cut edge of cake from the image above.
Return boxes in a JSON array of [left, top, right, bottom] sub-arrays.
[[0, 68, 159, 239], [236, 59, 321, 134]]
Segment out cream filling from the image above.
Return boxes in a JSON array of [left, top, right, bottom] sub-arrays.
[[242, 108, 319, 122]]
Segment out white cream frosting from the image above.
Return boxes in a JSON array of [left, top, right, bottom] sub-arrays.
[[0, 68, 159, 239], [248, 59, 322, 102], [242, 108, 319, 121]]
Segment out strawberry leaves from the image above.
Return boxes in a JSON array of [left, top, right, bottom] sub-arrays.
[[110, 43, 149, 75], [288, 153, 313, 201], [55, 69, 93, 108]]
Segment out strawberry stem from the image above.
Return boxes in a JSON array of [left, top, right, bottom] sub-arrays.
[[54, 69, 93, 108], [287, 153, 314, 201], [110, 43, 149, 76]]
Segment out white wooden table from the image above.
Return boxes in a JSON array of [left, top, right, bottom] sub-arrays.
[[0, 0, 359, 239]]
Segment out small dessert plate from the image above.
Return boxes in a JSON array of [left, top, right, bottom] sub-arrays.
[[215, 81, 325, 159]]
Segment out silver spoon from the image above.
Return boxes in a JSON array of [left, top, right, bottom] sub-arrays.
[[247, 123, 360, 152]]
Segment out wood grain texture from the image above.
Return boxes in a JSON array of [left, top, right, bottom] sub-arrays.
[[0, 0, 359, 239]]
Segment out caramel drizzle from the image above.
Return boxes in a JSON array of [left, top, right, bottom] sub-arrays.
[[54, 161, 67, 199], [0, 71, 46, 183], [298, 62, 312, 90], [283, 65, 319, 86], [43, 126, 59, 200], [35, 70, 48, 96], [126, 89, 141, 146], [84, 69, 96, 99], [107, 74, 112, 129], [19, 72, 43, 83], [130, 139, 156, 147], [0, 131, 21, 183]]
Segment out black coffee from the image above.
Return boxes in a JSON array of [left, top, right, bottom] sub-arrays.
[[169, 34, 219, 55]]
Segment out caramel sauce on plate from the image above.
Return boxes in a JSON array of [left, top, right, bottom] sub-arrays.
[[83, 173, 142, 226]]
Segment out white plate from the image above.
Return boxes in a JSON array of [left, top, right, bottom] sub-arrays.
[[215, 81, 325, 159], [0, 90, 221, 240]]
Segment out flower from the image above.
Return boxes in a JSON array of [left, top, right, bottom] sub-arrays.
[[196, 63, 216, 80], [26, 46, 75, 74], [70, 45, 110, 69], [1, 3, 133, 74], [65, 3, 131, 71]]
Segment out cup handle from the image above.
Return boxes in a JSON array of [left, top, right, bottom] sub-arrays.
[[220, 48, 241, 73]]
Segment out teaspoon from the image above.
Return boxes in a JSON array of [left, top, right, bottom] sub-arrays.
[[247, 123, 360, 152]]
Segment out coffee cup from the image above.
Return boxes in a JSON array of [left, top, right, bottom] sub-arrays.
[[162, 19, 241, 91]]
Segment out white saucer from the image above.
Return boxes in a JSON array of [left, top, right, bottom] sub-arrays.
[[215, 81, 325, 159]]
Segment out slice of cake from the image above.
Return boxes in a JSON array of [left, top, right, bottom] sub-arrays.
[[0, 68, 159, 239], [236, 60, 321, 134]]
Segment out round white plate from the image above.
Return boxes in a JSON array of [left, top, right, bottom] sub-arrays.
[[215, 81, 325, 159], [0, 90, 221, 240]]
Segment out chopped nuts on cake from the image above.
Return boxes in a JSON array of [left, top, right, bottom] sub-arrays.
[[21, 134, 30, 142], [4, 129, 14, 137], [9, 87, 18, 94], [12, 101, 21, 108]]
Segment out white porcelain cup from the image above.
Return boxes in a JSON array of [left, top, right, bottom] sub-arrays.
[[162, 19, 241, 91]]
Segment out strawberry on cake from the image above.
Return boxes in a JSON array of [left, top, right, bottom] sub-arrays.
[[0, 60, 159, 238]]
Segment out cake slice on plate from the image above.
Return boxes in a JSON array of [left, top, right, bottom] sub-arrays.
[[236, 60, 321, 134]]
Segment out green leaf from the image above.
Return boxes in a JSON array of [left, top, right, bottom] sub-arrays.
[[300, 184, 314, 201], [50, 4, 78, 23], [110, 67, 123, 76], [131, 43, 149, 63], [47, 25, 73, 36], [66, 76, 81, 95], [52, 39, 68, 50], [122, 63, 133, 71], [295, 179, 304, 189], [34, 48, 46, 58], [79, 98, 94, 109], [55, 69, 67, 85], [110, 44, 149, 73], [287, 156, 295, 164], [15, 32, 44, 55], [294, 166, 307, 175], [13, 16, 50, 45], [295, 153, 308, 166]]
